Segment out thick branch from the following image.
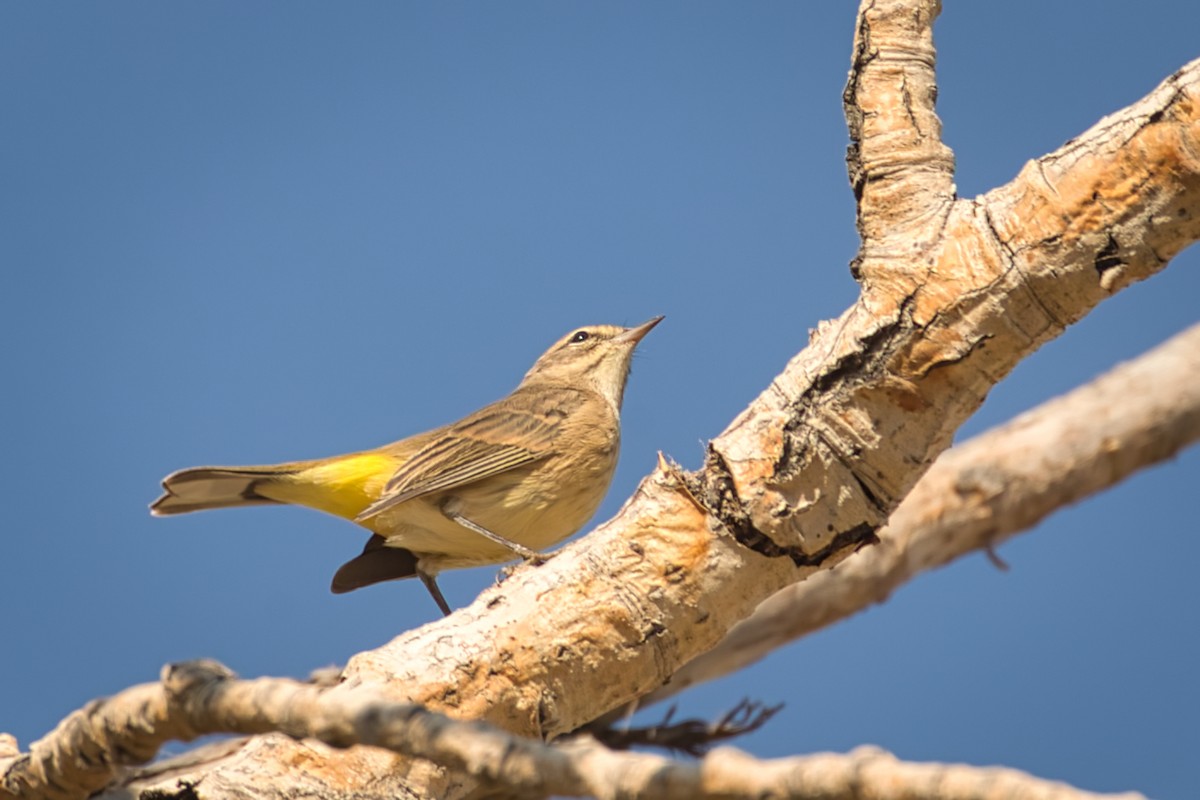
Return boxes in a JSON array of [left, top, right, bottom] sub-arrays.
[[0, 661, 1145, 800], [715, 57, 1200, 564], [631, 322, 1200, 708]]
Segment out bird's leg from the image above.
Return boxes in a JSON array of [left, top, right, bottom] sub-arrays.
[[417, 569, 452, 617], [443, 508, 548, 564]]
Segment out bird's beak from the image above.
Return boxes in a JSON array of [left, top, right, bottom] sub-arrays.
[[617, 315, 664, 345]]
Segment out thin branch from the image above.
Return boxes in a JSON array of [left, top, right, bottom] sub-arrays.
[[845, 0, 956, 272], [0, 661, 1145, 800], [632, 322, 1200, 709], [1, 682, 178, 800]]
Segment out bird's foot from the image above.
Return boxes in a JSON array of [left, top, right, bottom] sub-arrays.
[[494, 551, 555, 584], [522, 550, 553, 567]]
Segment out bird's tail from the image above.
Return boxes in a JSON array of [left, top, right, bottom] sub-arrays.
[[150, 464, 304, 516]]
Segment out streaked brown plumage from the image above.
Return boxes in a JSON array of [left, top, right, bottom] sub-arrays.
[[151, 317, 661, 615]]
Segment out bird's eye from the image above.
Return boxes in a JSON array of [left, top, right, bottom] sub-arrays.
[[569, 330, 590, 344]]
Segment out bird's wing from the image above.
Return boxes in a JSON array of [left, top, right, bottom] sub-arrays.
[[354, 399, 566, 521]]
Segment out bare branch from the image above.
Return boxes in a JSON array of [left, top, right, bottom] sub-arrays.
[[0, 661, 1145, 800], [715, 57, 1200, 554], [845, 0, 956, 266], [983, 59, 1200, 303], [635, 322, 1200, 707], [1, 681, 179, 800]]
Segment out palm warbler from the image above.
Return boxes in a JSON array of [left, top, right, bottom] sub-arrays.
[[151, 317, 661, 615]]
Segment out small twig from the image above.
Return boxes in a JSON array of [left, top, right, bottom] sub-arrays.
[[588, 699, 783, 757], [984, 544, 1011, 571]]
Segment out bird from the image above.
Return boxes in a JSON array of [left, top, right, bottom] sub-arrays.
[[150, 316, 662, 616]]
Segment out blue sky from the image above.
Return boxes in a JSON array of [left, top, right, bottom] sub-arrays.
[[2, 3, 1197, 797]]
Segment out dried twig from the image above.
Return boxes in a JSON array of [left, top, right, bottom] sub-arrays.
[[589, 699, 782, 757]]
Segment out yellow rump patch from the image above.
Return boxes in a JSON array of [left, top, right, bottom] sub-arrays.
[[258, 453, 397, 520]]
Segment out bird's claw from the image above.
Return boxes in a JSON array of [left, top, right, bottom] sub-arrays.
[[494, 551, 554, 584]]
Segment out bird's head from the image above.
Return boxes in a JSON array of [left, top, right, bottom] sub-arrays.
[[521, 316, 663, 411]]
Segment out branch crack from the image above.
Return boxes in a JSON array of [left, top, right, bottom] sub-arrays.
[[686, 447, 879, 569], [980, 202, 1066, 333], [1093, 232, 1126, 277]]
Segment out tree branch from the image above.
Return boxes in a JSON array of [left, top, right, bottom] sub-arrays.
[[845, 0, 956, 271], [626, 321, 1200, 709], [0, 660, 1145, 800]]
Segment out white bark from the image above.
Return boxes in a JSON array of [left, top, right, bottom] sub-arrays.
[[629, 323, 1200, 708]]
